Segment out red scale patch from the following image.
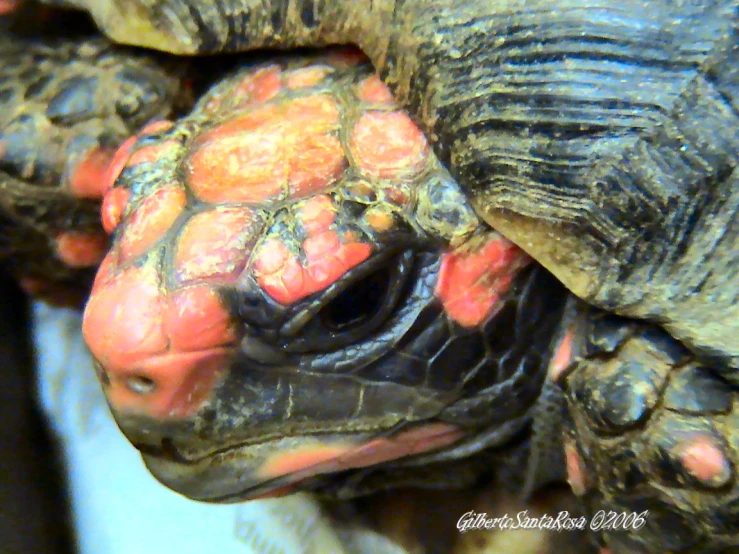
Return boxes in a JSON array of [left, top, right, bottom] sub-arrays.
[[435, 236, 530, 327], [174, 207, 261, 284], [254, 196, 372, 305], [118, 186, 186, 262], [186, 95, 345, 204], [83, 260, 237, 419], [351, 111, 429, 179], [285, 66, 331, 89], [101, 187, 131, 234], [55, 231, 108, 268], [232, 65, 282, 107], [68, 147, 116, 199], [356, 75, 395, 105]]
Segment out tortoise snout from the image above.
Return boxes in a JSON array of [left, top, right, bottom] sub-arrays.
[[94, 348, 233, 419], [82, 260, 239, 419]]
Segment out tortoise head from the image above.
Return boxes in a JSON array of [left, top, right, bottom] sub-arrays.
[[82, 54, 564, 502]]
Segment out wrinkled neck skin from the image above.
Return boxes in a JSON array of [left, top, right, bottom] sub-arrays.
[[79, 52, 569, 502]]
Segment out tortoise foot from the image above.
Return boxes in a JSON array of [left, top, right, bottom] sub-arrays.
[[560, 310, 738, 554]]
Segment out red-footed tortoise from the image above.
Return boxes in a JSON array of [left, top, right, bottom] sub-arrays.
[[0, 2, 737, 553]]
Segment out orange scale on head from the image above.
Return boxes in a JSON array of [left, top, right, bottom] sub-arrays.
[[285, 66, 332, 89], [233, 65, 282, 107], [283, 95, 341, 132], [104, 348, 232, 419], [194, 104, 282, 145], [82, 264, 168, 373], [435, 237, 529, 328], [55, 231, 109, 268], [139, 120, 174, 136], [103, 135, 138, 192], [174, 207, 261, 284], [101, 187, 131, 234], [67, 146, 117, 199], [186, 125, 286, 204], [118, 186, 186, 262], [288, 133, 346, 198], [356, 75, 395, 105], [303, 230, 341, 262], [351, 111, 429, 179], [0, 0, 20, 15], [298, 195, 336, 235], [125, 139, 180, 168], [165, 285, 237, 352]]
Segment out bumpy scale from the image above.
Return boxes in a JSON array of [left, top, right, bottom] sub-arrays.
[[81, 53, 556, 501]]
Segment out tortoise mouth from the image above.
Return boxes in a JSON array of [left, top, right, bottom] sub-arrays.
[[138, 422, 465, 502]]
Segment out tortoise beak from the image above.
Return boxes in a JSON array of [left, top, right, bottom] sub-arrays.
[[115, 419, 464, 503]]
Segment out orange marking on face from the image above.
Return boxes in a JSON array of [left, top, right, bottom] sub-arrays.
[[287, 133, 346, 198], [351, 111, 429, 179], [676, 436, 731, 485], [101, 187, 131, 234], [68, 147, 116, 199], [435, 237, 529, 327], [564, 440, 586, 496], [195, 105, 282, 143], [254, 237, 372, 305], [282, 95, 341, 130], [364, 207, 396, 232], [83, 265, 168, 373], [250, 484, 296, 500], [174, 207, 260, 284], [285, 66, 331, 89], [356, 75, 395, 105], [104, 348, 231, 419], [165, 286, 236, 352], [382, 182, 411, 206], [298, 195, 336, 234], [549, 329, 574, 382], [126, 139, 179, 168], [233, 65, 282, 106], [104, 135, 138, 191], [55, 231, 109, 268], [258, 445, 354, 479], [257, 423, 463, 480], [118, 186, 186, 262], [187, 96, 344, 204], [187, 125, 285, 203]]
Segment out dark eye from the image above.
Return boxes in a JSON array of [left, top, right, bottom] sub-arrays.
[[319, 267, 391, 332]]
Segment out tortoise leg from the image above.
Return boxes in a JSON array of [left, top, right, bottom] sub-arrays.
[[0, 18, 189, 305], [555, 305, 738, 554]]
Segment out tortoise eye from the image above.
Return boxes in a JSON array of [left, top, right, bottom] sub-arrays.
[[319, 266, 391, 332]]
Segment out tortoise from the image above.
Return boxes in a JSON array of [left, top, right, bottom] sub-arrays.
[[0, 1, 737, 553]]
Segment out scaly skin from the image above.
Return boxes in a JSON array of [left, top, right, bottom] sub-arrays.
[[80, 53, 738, 554], [83, 53, 567, 505], [1, 7, 736, 552]]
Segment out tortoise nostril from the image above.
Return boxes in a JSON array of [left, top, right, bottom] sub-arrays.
[[124, 374, 157, 395]]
